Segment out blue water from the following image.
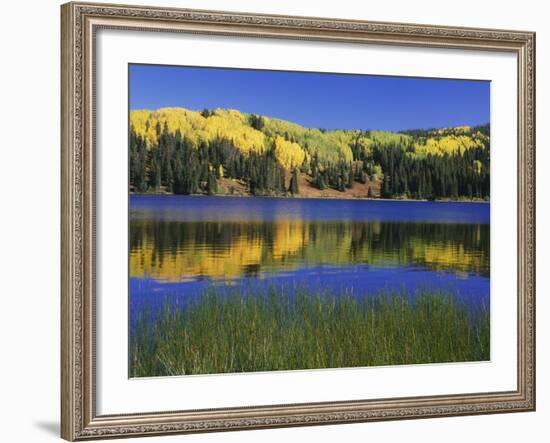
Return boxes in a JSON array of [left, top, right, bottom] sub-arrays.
[[130, 195, 490, 223], [129, 196, 490, 321]]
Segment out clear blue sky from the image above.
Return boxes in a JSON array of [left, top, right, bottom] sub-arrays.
[[129, 64, 490, 132]]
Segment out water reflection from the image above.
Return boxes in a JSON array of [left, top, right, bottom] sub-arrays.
[[130, 218, 489, 283]]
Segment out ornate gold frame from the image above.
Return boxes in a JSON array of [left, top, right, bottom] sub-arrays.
[[61, 2, 536, 440]]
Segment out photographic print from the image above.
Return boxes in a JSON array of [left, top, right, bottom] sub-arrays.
[[128, 64, 490, 378]]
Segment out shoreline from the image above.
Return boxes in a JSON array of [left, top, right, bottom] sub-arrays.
[[130, 287, 490, 377], [129, 192, 490, 204]]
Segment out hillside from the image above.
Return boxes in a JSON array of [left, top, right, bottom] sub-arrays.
[[129, 107, 490, 200]]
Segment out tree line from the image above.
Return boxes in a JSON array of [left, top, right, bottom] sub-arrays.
[[130, 120, 489, 200], [130, 121, 298, 196], [369, 143, 489, 200]]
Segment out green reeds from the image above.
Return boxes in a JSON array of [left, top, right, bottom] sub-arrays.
[[129, 286, 489, 377]]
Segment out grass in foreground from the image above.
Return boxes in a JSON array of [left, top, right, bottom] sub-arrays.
[[129, 286, 489, 377]]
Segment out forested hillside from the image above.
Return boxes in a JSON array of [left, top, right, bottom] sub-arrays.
[[129, 107, 490, 200]]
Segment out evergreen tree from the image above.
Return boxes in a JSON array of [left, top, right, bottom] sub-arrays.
[[206, 170, 218, 195], [289, 168, 299, 195], [347, 164, 355, 189], [248, 114, 265, 130]]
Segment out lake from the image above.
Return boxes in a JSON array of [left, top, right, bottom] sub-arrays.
[[129, 195, 490, 321]]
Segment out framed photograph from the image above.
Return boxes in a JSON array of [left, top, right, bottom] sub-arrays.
[[61, 1, 536, 440]]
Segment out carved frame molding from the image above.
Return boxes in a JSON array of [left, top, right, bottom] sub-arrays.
[[61, 2, 535, 440]]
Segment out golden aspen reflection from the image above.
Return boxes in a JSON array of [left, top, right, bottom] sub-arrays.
[[129, 219, 489, 282]]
